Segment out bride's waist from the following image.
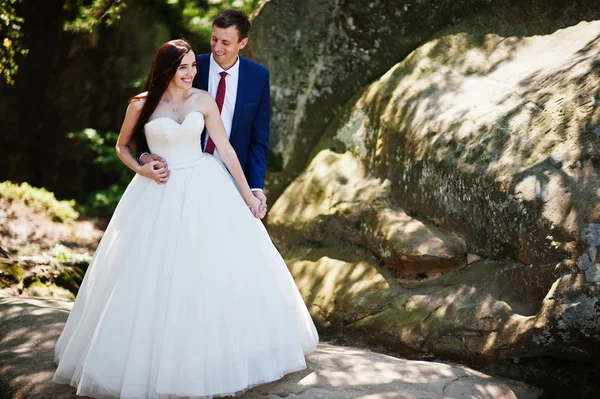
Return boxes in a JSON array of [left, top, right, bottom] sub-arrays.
[[166, 154, 206, 170]]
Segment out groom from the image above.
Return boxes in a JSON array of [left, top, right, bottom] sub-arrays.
[[139, 9, 270, 218]]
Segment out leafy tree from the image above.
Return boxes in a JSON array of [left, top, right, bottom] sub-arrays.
[[62, 0, 128, 32], [67, 128, 133, 215], [0, 0, 28, 85], [63, 0, 262, 41], [2, 0, 261, 84]]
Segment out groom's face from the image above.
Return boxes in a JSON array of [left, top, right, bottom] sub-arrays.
[[211, 25, 248, 69]]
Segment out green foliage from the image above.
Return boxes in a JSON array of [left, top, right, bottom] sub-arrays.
[[67, 128, 133, 215], [0, 181, 79, 222], [0, 0, 28, 85], [81, 183, 127, 216], [3, 0, 261, 85], [63, 0, 262, 44], [67, 129, 124, 173], [63, 0, 127, 32], [178, 0, 262, 44]]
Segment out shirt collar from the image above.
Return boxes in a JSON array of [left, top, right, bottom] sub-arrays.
[[209, 53, 240, 77]]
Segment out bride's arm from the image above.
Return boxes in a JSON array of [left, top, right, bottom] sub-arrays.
[[115, 99, 168, 183], [200, 92, 261, 216]]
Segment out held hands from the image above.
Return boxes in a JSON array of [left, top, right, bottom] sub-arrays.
[[245, 194, 263, 219], [139, 161, 169, 184], [139, 154, 170, 184], [140, 154, 171, 184], [252, 191, 268, 219]]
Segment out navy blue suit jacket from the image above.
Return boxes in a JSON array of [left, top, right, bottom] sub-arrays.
[[139, 53, 270, 189]]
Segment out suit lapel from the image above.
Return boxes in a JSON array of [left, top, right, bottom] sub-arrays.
[[196, 54, 210, 148], [197, 54, 210, 91], [230, 57, 247, 142]]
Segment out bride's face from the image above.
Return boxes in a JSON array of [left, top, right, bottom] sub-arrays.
[[171, 51, 197, 90]]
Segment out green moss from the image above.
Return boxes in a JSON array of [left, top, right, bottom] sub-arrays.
[[55, 266, 86, 293], [24, 281, 75, 300], [0, 181, 79, 222], [0, 262, 24, 283], [49, 244, 91, 265], [23, 274, 49, 288]]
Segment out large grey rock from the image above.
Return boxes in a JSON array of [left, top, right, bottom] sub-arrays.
[[0, 296, 542, 399], [268, 150, 467, 279], [578, 224, 600, 282], [245, 0, 500, 203], [262, 1, 600, 395], [279, 245, 600, 396], [268, 0, 600, 366], [291, 0, 600, 264], [268, 149, 599, 365]]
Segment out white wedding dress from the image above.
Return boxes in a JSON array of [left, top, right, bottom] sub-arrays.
[[53, 111, 319, 398]]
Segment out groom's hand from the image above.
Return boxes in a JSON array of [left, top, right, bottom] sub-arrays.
[[252, 191, 268, 219], [140, 153, 165, 166], [140, 153, 170, 184]]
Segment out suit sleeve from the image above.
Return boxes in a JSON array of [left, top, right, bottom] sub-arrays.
[[137, 137, 151, 159], [247, 71, 270, 190]]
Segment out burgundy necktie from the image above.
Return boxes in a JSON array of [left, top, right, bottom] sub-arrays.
[[205, 71, 228, 155]]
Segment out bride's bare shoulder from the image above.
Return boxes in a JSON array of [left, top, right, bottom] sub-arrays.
[[189, 88, 210, 100], [190, 88, 215, 110]]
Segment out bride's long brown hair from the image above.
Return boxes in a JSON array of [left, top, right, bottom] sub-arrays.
[[129, 39, 195, 150]]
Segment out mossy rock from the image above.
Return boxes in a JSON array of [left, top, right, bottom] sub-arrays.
[[0, 263, 24, 283], [23, 281, 75, 300], [0, 181, 79, 222], [303, 1, 600, 264], [55, 266, 86, 294], [23, 273, 50, 288], [269, 150, 468, 279], [245, 0, 502, 204], [286, 243, 600, 364]]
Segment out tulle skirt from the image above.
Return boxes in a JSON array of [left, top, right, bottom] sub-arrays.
[[53, 155, 319, 398]]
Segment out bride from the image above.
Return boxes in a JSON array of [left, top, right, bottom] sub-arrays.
[[52, 39, 319, 399]]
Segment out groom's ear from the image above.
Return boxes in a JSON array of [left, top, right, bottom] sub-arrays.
[[238, 37, 249, 50]]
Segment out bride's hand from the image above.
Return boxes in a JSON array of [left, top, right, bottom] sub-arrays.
[[244, 194, 262, 218], [139, 160, 170, 184]]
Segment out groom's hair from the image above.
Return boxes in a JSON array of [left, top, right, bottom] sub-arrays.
[[213, 9, 251, 41]]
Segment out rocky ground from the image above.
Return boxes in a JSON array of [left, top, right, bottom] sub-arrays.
[[0, 195, 104, 299], [0, 296, 542, 399], [0, 185, 547, 398]]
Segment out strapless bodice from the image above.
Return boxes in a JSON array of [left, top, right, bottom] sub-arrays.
[[144, 111, 205, 168]]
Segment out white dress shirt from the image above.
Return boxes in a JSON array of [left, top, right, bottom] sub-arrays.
[[205, 53, 239, 161]]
